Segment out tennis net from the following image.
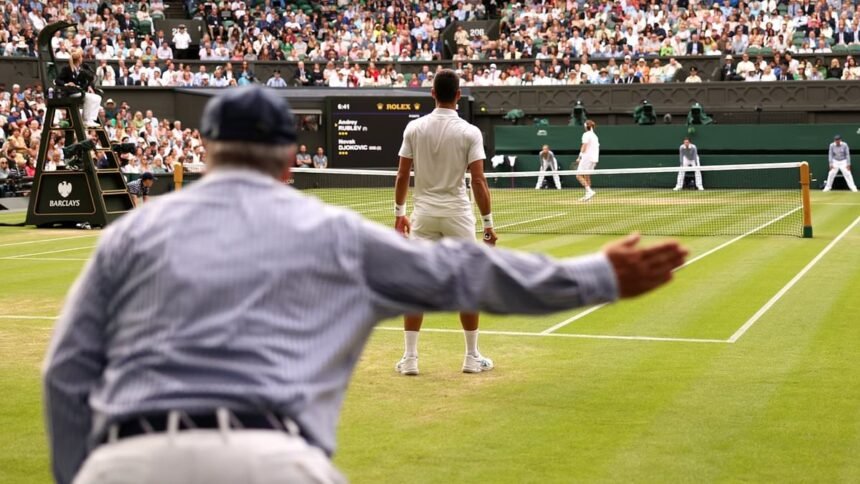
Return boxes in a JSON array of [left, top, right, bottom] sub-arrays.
[[291, 162, 813, 237]]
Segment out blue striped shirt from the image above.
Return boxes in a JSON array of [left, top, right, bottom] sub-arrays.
[[43, 168, 618, 483]]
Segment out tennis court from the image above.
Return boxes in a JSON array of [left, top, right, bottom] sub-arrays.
[[1, 188, 859, 482]]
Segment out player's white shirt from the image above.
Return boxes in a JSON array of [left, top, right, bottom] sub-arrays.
[[399, 107, 485, 217], [581, 130, 600, 162]]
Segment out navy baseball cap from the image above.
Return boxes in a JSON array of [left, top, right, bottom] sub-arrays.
[[834, 134, 842, 140], [200, 85, 297, 145], [141, 172, 155, 181]]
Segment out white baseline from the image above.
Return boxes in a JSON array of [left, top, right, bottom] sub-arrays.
[[375, 326, 726, 344]]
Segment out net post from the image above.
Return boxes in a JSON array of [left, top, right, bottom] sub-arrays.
[[173, 163, 184, 192], [800, 161, 813, 238]]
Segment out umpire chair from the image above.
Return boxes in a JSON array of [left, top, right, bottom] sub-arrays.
[[26, 22, 134, 228]]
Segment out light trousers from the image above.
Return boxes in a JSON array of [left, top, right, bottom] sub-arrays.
[[70, 92, 102, 125], [824, 160, 858, 191], [536, 161, 562, 189], [74, 427, 345, 484], [675, 158, 703, 189]]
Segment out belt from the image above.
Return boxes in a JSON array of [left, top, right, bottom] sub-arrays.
[[105, 410, 301, 444]]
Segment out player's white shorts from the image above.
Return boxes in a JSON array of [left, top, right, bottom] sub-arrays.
[[578, 159, 598, 171], [410, 212, 475, 241]]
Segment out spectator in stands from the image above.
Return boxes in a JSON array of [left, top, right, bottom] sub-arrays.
[[718, 55, 741, 81], [736, 54, 757, 80], [172, 24, 191, 60], [116, 67, 138, 86], [157, 41, 173, 61], [295, 145, 312, 168], [294, 61, 311, 87], [313, 147, 327, 169], [44, 150, 61, 171], [0, 157, 9, 197], [266, 69, 287, 88], [827, 58, 844, 79]]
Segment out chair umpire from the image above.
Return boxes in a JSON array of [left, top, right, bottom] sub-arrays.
[[43, 86, 686, 483]]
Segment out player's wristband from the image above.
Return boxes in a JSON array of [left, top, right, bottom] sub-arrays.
[[482, 214, 494, 229], [395, 204, 406, 217]]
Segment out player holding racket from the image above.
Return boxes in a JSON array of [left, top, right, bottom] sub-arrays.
[[393, 69, 497, 375]]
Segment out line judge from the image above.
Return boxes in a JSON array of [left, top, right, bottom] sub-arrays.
[[43, 85, 687, 484], [674, 136, 704, 191]]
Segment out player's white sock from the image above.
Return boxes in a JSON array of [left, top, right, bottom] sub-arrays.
[[404, 331, 419, 357], [464, 329, 479, 357]]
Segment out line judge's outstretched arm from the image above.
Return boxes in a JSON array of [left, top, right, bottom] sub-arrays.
[[358, 218, 686, 320]]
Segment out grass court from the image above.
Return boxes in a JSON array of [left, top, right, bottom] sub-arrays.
[[1, 190, 859, 483]]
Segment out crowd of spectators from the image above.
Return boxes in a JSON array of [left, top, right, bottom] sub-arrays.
[[3, 0, 860, 85], [0, 82, 211, 195], [0, 82, 332, 193]]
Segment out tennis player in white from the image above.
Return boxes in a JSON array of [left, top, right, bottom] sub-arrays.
[[536, 144, 562, 189], [674, 136, 705, 191], [576, 120, 600, 201], [393, 69, 497, 375]]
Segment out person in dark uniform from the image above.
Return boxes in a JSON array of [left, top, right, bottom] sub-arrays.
[[127, 171, 155, 206]]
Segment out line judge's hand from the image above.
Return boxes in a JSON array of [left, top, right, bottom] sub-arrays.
[[604, 233, 688, 299], [483, 228, 498, 247], [394, 216, 411, 238]]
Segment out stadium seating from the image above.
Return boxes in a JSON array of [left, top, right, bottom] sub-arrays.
[[2, 0, 860, 87]]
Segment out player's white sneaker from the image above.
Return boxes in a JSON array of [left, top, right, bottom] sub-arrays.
[[823, 187, 831, 192], [580, 190, 595, 202], [462, 354, 494, 373], [697, 187, 704, 191], [673, 186, 682, 191], [395, 356, 419, 376]]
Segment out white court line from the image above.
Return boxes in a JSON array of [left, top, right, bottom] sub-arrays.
[[493, 213, 565, 231], [0, 234, 98, 248], [540, 305, 607, 334], [5, 246, 96, 259], [348, 200, 392, 209], [0, 315, 724, 344], [540, 206, 803, 335], [375, 326, 726, 344], [0, 315, 57, 320], [728, 215, 860, 343], [0, 257, 90, 262]]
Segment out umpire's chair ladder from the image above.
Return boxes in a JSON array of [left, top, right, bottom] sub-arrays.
[[25, 22, 133, 228]]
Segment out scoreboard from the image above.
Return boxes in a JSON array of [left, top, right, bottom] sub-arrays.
[[327, 97, 434, 168]]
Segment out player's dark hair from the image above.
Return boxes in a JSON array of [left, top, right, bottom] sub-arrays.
[[433, 69, 459, 103], [585, 120, 596, 131]]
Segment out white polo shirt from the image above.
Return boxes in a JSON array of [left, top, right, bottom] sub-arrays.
[[399, 108, 485, 217], [581, 130, 600, 163], [173, 31, 191, 50]]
